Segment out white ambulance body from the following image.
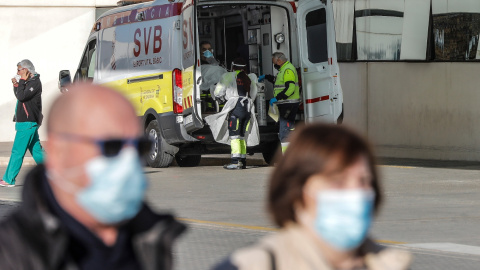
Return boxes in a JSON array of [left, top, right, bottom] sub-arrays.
[[60, 0, 343, 167]]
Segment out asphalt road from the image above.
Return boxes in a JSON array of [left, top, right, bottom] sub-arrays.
[[1, 156, 480, 269]]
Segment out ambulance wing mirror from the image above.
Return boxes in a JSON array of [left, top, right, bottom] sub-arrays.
[[58, 70, 72, 94]]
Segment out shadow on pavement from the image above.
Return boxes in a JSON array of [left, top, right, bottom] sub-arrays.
[[172, 156, 269, 167]]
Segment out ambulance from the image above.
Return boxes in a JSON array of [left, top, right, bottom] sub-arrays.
[[58, 0, 344, 168]]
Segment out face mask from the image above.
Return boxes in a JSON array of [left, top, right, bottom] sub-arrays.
[[48, 147, 147, 224], [274, 64, 281, 70], [203, 50, 213, 59], [313, 189, 374, 251]]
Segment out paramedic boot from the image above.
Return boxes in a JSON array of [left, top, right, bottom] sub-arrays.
[[223, 161, 244, 170], [240, 158, 247, 169]]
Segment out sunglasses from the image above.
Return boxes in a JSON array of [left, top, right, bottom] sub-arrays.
[[54, 132, 153, 158], [17, 68, 25, 71]]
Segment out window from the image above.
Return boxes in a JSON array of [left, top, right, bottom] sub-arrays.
[[432, 14, 480, 61], [333, 0, 355, 61], [88, 52, 96, 78], [334, 0, 480, 62], [306, 8, 328, 63], [76, 40, 97, 82], [355, 2, 404, 61]]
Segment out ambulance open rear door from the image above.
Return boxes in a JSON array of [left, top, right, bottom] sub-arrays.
[[296, 0, 342, 124], [181, 0, 204, 132]]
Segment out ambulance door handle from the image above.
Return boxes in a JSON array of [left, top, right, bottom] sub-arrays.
[[196, 76, 202, 85]]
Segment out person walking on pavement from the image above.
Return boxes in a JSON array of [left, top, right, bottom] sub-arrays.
[[0, 59, 45, 187], [205, 58, 259, 170], [260, 52, 300, 154], [0, 84, 186, 269]]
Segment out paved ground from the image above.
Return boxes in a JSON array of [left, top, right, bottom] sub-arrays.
[[1, 141, 480, 269]]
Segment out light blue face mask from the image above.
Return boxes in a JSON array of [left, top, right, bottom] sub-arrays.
[[203, 50, 213, 59], [314, 189, 375, 251], [48, 147, 147, 224], [79, 147, 147, 224]]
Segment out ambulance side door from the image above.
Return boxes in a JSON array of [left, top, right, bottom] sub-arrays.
[[296, 0, 339, 123], [181, 0, 203, 132]]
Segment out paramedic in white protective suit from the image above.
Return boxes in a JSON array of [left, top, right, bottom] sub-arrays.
[[199, 41, 227, 111], [205, 58, 259, 170]]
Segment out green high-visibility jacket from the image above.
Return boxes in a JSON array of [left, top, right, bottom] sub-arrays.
[[273, 61, 300, 101]]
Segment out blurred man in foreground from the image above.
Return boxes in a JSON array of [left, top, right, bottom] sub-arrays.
[[0, 84, 186, 270]]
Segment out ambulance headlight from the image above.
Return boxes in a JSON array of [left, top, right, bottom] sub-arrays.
[[275, 33, 285, 49]]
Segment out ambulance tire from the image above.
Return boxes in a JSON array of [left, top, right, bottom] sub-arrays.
[[337, 104, 344, 124], [146, 120, 174, 168], [175, 155, 202, 167], [262, 141, 280, 166]]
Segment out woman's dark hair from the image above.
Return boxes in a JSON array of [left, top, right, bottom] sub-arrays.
[[233, 58, 251, 96], [267, 123, 382, 227]]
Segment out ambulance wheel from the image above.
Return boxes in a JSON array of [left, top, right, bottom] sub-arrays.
[[262, 150, 276, 166], [146, 120, 174, 168], [175, 155, 201, 167], [262, 141, 280, 166]]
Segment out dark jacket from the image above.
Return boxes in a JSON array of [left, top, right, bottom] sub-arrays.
[[14, 74, 43, 124], [0, 165, 186, 270]]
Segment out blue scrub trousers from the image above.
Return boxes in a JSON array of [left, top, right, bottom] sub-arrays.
[[2, 122, 45, 184]]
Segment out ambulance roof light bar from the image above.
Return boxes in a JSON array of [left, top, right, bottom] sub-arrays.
[[117, 0, 153, 7]]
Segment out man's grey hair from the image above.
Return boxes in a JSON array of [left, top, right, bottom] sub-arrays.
[[17, 59, 36, 74], [272, 52, 287, 62]]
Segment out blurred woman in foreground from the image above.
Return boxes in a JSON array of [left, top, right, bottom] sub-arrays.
[[213, 123, 411, 270]]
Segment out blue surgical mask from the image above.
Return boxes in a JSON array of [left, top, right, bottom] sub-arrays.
[[203, 50, 213, 59], [48, 147, 147, 224], [314, 189, 375, 251]]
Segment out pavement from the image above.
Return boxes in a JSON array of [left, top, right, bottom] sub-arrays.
[[0, 141, 269, 167]]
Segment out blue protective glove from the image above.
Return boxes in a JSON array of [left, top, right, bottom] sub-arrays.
[[258, 74, 265, 82], [269, 97, 277, 106]]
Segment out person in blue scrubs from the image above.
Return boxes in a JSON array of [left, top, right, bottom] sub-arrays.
[[0, 59, 45, 187]]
